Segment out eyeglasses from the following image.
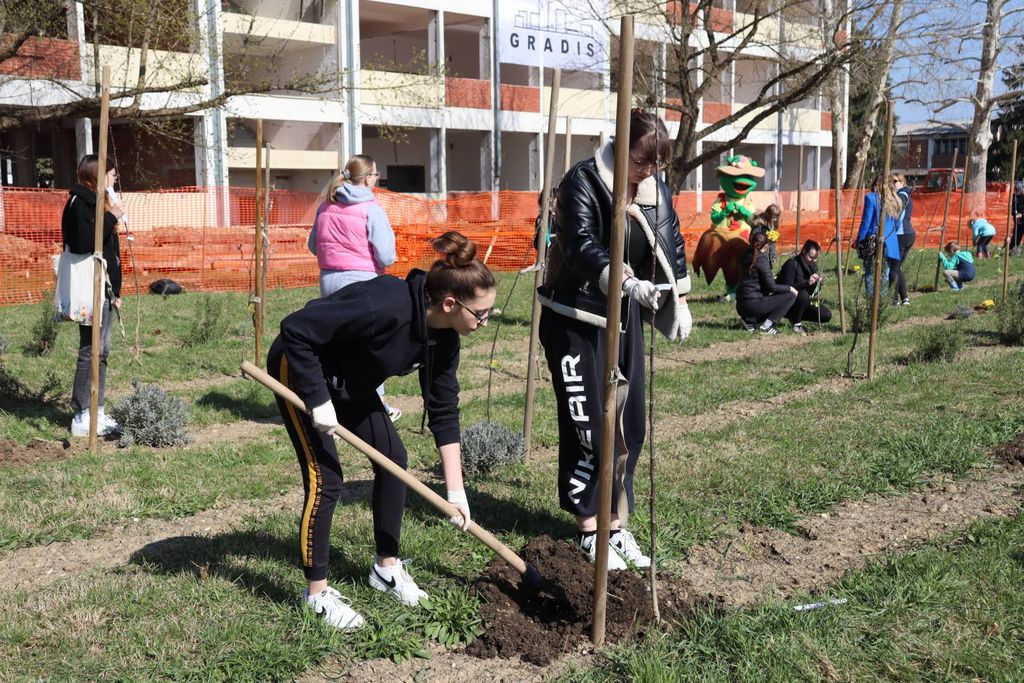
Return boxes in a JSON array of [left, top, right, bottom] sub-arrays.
[[367, 172, 380, 177], [454, 299, 492, 325], [629, 155, 665, 172]]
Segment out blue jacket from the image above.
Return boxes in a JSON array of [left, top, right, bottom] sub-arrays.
[[856, 192, 900, 260], [971, 218, 996, 238]]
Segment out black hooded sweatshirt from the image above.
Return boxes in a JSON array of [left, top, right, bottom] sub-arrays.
[[269, 269, 461, 448], [61, 183, 122, 298]]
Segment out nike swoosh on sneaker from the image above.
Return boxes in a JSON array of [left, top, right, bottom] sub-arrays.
[[373, 568, 396, 589]]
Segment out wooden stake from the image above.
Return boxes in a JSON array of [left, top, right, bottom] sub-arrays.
[[833, 157, 846, 334], [522, 68, 561, 455], [954, 153, 971, 245], [866, 100, 893, 381], [88, 65, 111, 452], [563, 117, 573, 177], [795, 146, 803, 254], [932, 148, 959, 291], [261, 143, 271, 350], [593, 14, 634, 648], [254, 120, 264, 367], [1002, 139, 1018, 303]]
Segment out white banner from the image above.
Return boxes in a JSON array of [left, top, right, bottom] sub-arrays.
[[498, 0, 609, 73]]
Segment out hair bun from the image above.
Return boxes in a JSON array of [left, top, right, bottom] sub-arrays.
[[432, 231, 477, 267]]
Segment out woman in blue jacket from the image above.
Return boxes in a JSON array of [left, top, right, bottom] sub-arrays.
[[856, 174, 903, 298]]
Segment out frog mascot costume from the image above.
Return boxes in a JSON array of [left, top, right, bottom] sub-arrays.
[[692, 155, 766, 300]]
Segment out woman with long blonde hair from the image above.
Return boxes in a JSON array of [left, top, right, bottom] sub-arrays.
[[307, 154, 400, 420], [855, 173, 904, 298]]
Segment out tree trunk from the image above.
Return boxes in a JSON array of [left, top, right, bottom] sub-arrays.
[[966, 0, 1004, 195], [844, 0, 904, 188]]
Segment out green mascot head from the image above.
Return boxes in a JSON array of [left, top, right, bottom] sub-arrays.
[[716, 155, 765, 199]]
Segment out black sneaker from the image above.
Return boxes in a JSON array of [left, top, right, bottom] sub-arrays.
[[740, 317, 757, 332], [760, 324, 780, 335], [792, 323, 808, 336]]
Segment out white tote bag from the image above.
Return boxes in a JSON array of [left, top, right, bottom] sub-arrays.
[[53, 247, 107, 326]]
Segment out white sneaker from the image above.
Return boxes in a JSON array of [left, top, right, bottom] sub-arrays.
[[578, 532, 628, 571], [97, 410, 120, 436], [70, 410, 90, 438], [304, 587, 365, 630], [610, 529, 651, 569], [368, 559, 428, 606]]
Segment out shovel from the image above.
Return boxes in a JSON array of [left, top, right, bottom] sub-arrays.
[[240, 361, 550, 591]]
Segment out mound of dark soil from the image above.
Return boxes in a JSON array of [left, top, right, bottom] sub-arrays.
[[992, 432, 1024, 467], [467, 535, 702, 665], [0, 438, 70, 465]]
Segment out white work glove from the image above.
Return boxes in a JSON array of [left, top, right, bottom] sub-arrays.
[[446, 489, 472, 531], [677, 297, 693, 340], [622, 277, 660, 311], [310, 400, 338, 434]]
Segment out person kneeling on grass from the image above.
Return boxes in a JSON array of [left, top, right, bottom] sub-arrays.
[[268, 231, 496, 630], [776, 239, 832, 335], [939, 241, 976, 291], [736, 231, 798, 334]]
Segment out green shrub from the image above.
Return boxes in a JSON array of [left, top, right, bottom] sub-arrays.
[[997, 283, 1024, 346], [947, 304, 974, 321], [421, 588, 484, 648], [182, 294, 229, 347], [25, 294, 60, 356], [460, 420, 525, 476], [847, 294, 892, 334], [109, 380, 191, 448], [0, 362, 61, 409], [910, 325, 966, 364]]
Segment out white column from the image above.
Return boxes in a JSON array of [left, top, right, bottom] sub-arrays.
[[197, 0, 228, 223], [480, 20, 495, 192], [67, 0, 93, 158], [530, 133, 541, 191], [430, 128, 447, 196], [344, 0, 361, 159]]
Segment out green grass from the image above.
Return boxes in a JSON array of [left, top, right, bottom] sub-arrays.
[[562, 514, 1024, 682]]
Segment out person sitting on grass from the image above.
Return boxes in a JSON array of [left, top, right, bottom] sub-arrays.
[[776, 239, 832, 335], [970, 213, 997, 259], [269, 231, 495, 630], [736, 231, 798, 334], [938, 241, 976, 291]]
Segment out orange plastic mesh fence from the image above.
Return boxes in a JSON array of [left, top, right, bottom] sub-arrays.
[[0, 185, 1014, 305]]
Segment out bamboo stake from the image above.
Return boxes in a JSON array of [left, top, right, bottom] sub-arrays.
[[253, 120, 264, 367], [522, 68, 561, 455], [795, 146, 803, 254], [261, 143, 271, 349], [593, 14, 634, 648], [866, 100, 893, 381], [932, 148, 959, 291], [88, 65, 111, 452], [833, 157, 846, 333], [1002, 140, 1018, 303]]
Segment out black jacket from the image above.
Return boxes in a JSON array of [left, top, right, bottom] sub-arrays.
[[540, 141, 689, 332], [269, 270, 461, 447], [61, 183, 122, 298], [737, 250, 790, 301], [776, 254, 818, 293]]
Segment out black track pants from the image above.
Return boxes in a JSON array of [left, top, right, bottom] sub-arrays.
[[270, 349, 408, 582], [539, 301, 645, 519], [785, 289, 833, 324], [736, 291, 796, 326]]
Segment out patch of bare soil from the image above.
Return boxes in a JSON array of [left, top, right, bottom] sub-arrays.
[[186, 415, 282, 448], [303, 649, 583, 683], [0, 438, 72, 466], [680, 463, 1024, 607], [991, 432, 1024, 467], [466, 535, 704, 666]]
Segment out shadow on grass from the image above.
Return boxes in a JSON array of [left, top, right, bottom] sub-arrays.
[[196, 390, 278, 420]]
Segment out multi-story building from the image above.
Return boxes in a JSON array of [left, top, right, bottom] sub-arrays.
[[1, 0, 845, 212], [892, 120, 970, 187]]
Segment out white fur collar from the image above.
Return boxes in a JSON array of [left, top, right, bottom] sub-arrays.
[[593, 139, 658, 206]]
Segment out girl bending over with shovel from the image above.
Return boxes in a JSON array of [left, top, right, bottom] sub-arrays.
[[268, 231, 496, 629]]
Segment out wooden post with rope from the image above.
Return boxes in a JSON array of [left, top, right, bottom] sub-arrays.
[[253, 119, 265, 367], [866, 100, 893, 381], [833, 155, 846, 333], [522, 68, 561, 455], [1002, 140, 1018, 303], [932, 147, 959, 291], [593, 14, 634, 647], [88, 65, 111, 452]]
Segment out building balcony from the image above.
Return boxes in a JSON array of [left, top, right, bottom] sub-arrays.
[[86, 45, 204, 91], [0, 37, 81, 81], [731, 105, 825, 134], [221, 13, 335, 53], [445, 77, 491, 110], [361, 70, 443, 108], [500, 84, 540, 113], [541, 86, 608, 120], [227, 147, 338, 170]]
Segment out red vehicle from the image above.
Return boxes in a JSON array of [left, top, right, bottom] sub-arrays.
[[919, 168, 965, 192]]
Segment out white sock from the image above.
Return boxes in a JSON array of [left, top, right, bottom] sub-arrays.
[[760, 320, 773, 330]]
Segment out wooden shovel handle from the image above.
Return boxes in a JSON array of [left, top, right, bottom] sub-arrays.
[[240, 361, 528, 575]]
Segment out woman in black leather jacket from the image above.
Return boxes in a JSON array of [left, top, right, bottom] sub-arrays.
[[537, 109, 690, 571], [736, 232, 797, 334]]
